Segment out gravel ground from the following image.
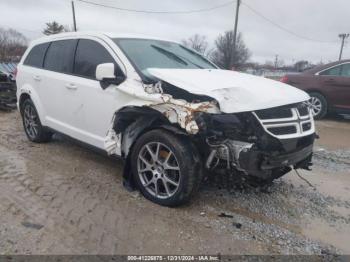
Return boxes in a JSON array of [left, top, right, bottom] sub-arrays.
[[313, 147, 350, 172], [0, 111, 349, 255]]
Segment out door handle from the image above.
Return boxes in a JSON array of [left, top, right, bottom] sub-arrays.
[[65, 83, 77, 90], [33, 75, 41, 81]]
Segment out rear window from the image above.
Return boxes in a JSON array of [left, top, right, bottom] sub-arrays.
[[341, 64, 350, 77], [23, 43, 50, 68], [44, 39, 77, 73], [320, 65, 341, 76]]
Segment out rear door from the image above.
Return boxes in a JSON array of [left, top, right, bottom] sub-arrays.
[[40, 39, 81, 135]]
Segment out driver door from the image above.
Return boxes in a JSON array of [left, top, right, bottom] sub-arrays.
[[69, 38, 129, 149]]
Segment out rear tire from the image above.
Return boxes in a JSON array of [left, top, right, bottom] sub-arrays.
[[21, 99, 53, 143], [131, 129, 202, 207], [309, 92, 327, 120]]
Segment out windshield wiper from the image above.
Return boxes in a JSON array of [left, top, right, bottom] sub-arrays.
[[151, 45, 206, 69], [151, 45, 188, 66], [180, 46, 215, 69]]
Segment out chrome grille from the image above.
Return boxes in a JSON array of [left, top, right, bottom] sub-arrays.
[[253, 103, 315, 139]]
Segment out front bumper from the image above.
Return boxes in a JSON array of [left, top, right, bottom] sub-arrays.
[[238, 143, 313, 172], [206, 138, 314, 179], [260, 144, 313, 170]]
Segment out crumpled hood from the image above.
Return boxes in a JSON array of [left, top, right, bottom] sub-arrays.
[[147, 68, 310, 113]]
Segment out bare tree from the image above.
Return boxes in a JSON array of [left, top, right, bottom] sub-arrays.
[[182, 34, 209, 55], [0, 28, 28, 62], [275, 59, 285, 69], [43, 21, 71, 35], [211, 31, 250, 70]]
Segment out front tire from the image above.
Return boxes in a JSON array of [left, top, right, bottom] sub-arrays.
[[21, 99, 53, 143], [309, 92, 327, 120], [131, 129, 202, 207]]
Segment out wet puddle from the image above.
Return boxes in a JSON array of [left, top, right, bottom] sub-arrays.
[[302, 217, 350, 254], [285, 169, 350, 202], [316, 120, 350, 150], [0, 146, 27, 178], [330, 205, 350, 217]]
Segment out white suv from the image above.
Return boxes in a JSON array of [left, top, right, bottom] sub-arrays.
[[17, 32, 316, 206]]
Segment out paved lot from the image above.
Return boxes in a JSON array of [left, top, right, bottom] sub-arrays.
[[0, 111, 349, 255]]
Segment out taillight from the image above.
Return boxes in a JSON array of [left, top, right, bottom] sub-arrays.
[[280, 75, 288, 83]]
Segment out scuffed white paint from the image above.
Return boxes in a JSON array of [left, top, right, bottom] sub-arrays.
[[104, 128, 122, 156], [102, 91, 220, 155], [150, 94, 219, 133], [115, 81, 220, 134]]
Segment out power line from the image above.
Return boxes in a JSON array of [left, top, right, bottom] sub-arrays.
[[241, 1, 337, 44], [76, 0, 235, 14], [76, 0, 337, 45]]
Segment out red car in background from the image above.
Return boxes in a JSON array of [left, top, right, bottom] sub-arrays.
[[281, 60, 350, 119]]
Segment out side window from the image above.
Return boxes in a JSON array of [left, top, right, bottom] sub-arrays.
[[320, 65, 341, 76], [44, 39, 77, 73], [340, 64, 350, 77], [23, 43, 50, 68], [74, 39, 123, 79]]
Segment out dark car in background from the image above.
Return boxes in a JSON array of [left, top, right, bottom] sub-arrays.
[[281, 60, 350, 119], [0, 71, 8, 82], [0, 67, 17, 110]]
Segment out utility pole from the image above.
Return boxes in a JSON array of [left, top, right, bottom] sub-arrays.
[[274, 54, 279, 69], [338, 33, 349, 60], [232, 0, 241, 69], [232, 0, 241, 50], [71, 1, 77, 32]]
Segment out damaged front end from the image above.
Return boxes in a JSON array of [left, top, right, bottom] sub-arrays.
[[194, 102, 316, 183], [105, 72, 316, 187]]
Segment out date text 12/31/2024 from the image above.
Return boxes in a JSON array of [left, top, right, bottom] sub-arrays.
[[127, 255, 220, 261]]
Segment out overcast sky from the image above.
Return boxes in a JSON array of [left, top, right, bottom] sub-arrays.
[[0, 0, 349, 64]]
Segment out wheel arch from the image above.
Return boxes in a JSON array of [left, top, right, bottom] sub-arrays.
[[18, 87, 47, 125], [111, 106, 189, 190], [18, 93, 31, 114], [307, 90, 329, 119], [305, 89, 329, 104]]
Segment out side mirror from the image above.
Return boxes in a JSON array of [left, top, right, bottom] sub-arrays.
[[96, 63, 125, 89]]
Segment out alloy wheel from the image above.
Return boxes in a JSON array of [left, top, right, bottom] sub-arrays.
[[137, 142, 181, 199], [23, 104, 39, 139], [309, 96, 322, 117]]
